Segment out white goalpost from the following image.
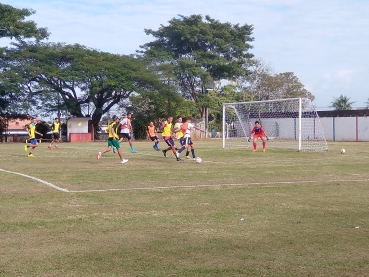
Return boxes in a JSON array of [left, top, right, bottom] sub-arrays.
[[222, 98, 328, 152]]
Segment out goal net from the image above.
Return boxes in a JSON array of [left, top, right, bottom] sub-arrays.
[[222, 98, 328, 152]]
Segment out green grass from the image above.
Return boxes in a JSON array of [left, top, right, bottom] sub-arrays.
[[1, 140, 369, 276]]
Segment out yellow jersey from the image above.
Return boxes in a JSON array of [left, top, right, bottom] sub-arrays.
[[174, 122, 183, 139], [161, 121, 172, 137], [28, 123, 36, 139], [108, 122, 119, 139], [51, 121, 59, 133]]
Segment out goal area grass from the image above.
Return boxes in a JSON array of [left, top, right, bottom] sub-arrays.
[[1, 140, 369, 276]]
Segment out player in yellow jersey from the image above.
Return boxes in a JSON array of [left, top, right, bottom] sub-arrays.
[[48, 118, 61, 149], [160, 116, 183, 162], [173, 116, 191, 159], [96, 115, 128, 164], [24, 118, 43, 157], [146, 121, 160, 150]]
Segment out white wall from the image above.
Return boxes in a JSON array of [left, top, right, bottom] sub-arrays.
[[333, 117, 356, 141], [320, 118, 334, 141], [226, 116, 369, 142], [320, 116, 369, 141], [358, 117, 369, 141]]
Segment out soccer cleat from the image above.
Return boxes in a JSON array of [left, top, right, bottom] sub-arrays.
[[185, 156, 190, 159], [176, 158, 184, 162], [121, 159, 128, 164], [162, 150, 167, 158], [131, 150, 137, 153], [96, 152, 101, 160], [253, 149, 257, 152], [263, 148, 266, 152], [113, 147, 116, 153], [55, 145, 59, 149], [48, 145, 52, 150], [28, 154, 35, 158], [24, 145, 28, 152]]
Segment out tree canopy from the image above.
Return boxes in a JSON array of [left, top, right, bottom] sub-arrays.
[[140, 14, 254, 117], [0, 3, 49, 41], [0, 3, 49, 115]]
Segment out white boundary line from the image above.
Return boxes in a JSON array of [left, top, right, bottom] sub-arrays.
[[0, 168, 69, 192], [2, 167, 369, 193], [69, 179, 369, 193]]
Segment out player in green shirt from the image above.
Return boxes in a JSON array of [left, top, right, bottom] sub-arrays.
[[96, 115, 128, 164]]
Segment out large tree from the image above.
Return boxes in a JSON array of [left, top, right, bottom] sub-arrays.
[[0, 3, 49, 115], [139, 14, 254, 122], [0, 42, 167, 138], [0, 3, 49, 41]]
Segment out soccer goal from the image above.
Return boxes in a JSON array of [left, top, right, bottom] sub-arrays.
[[222, 98, 328, 152]]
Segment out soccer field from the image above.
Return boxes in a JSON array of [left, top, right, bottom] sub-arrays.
[[1, 140, 369, 276]]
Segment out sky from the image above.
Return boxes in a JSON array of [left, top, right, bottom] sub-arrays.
[[1, 0, 369, 110]]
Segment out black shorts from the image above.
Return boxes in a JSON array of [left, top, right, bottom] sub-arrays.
[[120, 133, 131, 140], [179, 137, 185, 146], [52, 132, 60, 139], [164, 137, 175, 147], [149, 136, 158, 141], [182, 137, 193, 146]]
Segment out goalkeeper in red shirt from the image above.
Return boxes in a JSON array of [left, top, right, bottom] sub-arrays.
[[250, 121, 268, 152]]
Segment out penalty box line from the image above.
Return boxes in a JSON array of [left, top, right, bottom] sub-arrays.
[[1, 168, 369, 193], [0, 168, 69, 192], [68, 178, 369, 192]]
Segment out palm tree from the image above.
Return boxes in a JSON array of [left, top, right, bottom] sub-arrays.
[[331, 95, 355, 110]]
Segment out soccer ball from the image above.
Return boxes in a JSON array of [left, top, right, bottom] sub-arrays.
[[195, 157, 202, 163], [340, 148, 345, 154]]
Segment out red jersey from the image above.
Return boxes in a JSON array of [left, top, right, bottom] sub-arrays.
[[252, 126, 264, 135]]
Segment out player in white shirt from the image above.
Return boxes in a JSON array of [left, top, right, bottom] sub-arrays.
[[173, 116, 191, 159], [118, 113, 136, 153], [176, 117, 204, 160]]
